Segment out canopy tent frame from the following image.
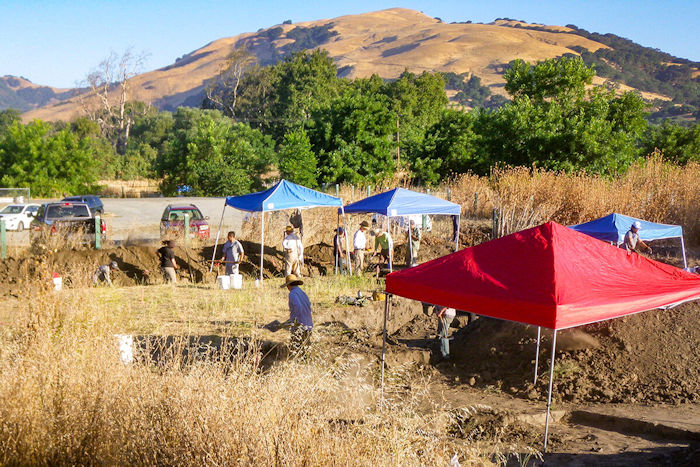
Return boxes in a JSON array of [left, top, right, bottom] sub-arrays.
[[569, 213, 688, 268], [380, 221, 700, 454], [210, 180, 349, 283], [341, 188, 461, 272]]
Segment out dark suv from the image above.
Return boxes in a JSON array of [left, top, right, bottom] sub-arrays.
[[61, 195, 104, 215], [160, 204, 210, 239], [30, 201, 107, 242]]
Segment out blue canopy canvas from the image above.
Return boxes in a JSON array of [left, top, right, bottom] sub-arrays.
[[569, 213, 687, 267], [212, 180, 348, 281], [225, 179, 343, 212], [342, 187, 460, 216]]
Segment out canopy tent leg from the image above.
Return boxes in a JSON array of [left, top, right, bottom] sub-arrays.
[[341, 207, 351, 276], [387, 216, 393, 272], [335, 212, 340, 275], [380, 293, 391, 410], [209, 204, 227, 272], [455, 214, 460, 252], [534, 326, 541, 385], [543, 330, 558, 454], [259, 211, 265, 283], [681, 236, 688, 269]]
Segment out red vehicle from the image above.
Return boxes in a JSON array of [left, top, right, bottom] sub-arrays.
[[160, 204, 210, 239]]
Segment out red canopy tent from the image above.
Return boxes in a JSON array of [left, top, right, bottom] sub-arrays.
[[381, 222, 700, 451]]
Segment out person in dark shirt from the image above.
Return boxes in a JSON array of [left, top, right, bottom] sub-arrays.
[[157, 240, 178, 283]]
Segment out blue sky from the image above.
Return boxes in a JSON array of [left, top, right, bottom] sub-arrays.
[[1, 0, 698, 88]]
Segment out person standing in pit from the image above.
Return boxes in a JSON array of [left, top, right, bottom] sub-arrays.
[[408, 219, 422, 266], [157, 240, 178, 283], [372, 229, 394, 269], [434, 305, 456, 360], [334, 227, 347, 273], [220, 231, 245, 274], [282, 225, 303, 276], [623, 221, 652, 254], [353, 220, 370, 274]]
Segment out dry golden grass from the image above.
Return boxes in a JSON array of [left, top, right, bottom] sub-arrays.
[[0, 279, 490, 465]]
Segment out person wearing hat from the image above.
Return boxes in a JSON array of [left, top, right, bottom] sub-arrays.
[[157, 239, 178, 283], [333, 227, 347, 273], [93, 261, 119, 287], [623, 221, 652, 254], [282, 225, 304, 276], [281, 274, 313, 354], [353, 220, 370, 274]]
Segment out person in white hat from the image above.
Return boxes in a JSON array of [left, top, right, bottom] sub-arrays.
[[623, 221, 652, 254], [282, 225, 303, 276], [281, 274, 313, 355], [93, 261, 119, 287]]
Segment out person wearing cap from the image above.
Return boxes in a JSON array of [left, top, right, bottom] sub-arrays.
[[353, 220, 370, 274], [623, 221, 652, 254], [157, 240, 178, 283], [333, 227, 347, 273], [220, 231, 245, 275], [282, 225, 303, 276], [372, 229, 394, 269], [281, 274, 313, 355], [408, 219, 422, 266], [93, 261, 119, 287]]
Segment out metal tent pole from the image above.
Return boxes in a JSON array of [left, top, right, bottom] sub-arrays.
[[335, 212, 340, 275], [680, 236, 688, 269], [380, 293, 391, 410], [543, 329, 558, 453], [341, 206, 351, 276], [259, 211, 265, 283], [534, 326, 541, 385], [209, 204, 227, 272], [455, 214, 460, 252]]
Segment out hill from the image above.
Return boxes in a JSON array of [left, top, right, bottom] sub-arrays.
[[20, 8, 700, 122], [0, 75, 73, 113]]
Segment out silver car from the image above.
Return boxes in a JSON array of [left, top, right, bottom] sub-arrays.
[[0, 203, 40, 231]]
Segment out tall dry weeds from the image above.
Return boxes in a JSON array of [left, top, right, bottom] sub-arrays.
[[0, 286, 479, 465]]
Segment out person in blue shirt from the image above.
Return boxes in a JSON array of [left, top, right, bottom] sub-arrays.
[[281, 274, 313, 355]]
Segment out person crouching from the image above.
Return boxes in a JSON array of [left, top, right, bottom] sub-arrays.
[[281, 274, 313, 356]]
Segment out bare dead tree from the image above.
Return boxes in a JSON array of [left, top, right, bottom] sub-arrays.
[[77, 47, 149, 153], [205, 46, 257, 118]]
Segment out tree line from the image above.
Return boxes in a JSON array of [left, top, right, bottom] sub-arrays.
[[0, 51, 698, 197]]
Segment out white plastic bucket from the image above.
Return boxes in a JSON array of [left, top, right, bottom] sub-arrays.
[[52, 274, 62, 291], [115, 334, 134, 364], [217, 275, 231, 290], [230, 273, 243, 290]]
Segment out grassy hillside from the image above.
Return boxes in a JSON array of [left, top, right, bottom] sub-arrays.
[[0, 76, 73, 112], [18, 8, 699, 122]]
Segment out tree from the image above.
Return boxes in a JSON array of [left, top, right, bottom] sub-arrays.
[[204, 46, 257, 118], [0, 108, 21, 135], [156, 108, 275, 196], [504, 56, 594, 104], [642, 122, 700, 163], [0, 120, 99, 196], [278, 129, 318, 187], [77, 48, 149, 153]]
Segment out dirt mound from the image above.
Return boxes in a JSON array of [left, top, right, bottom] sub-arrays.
[[446, 303, 700, 405]]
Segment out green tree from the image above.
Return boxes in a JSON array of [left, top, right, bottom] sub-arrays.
[[0, 108, 21, 135], [278, 129, 318, 187], [156, 108, 275, 196], [642, 122, 700, 163], [0, 120, 99, 196]]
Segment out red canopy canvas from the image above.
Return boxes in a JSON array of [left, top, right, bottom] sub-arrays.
[[386, 222, 700, 330]]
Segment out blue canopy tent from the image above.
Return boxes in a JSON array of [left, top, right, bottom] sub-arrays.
[[210, 180, 349, 282], [341, 188, 462, 271], [569, 213, 688, 268]]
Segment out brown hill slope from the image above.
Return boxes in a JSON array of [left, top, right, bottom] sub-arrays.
[[1, 75, 73, 113], [24, 8, 643, 122]]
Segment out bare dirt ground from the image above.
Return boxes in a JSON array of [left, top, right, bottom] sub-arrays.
[[1, 215, 698, 465]]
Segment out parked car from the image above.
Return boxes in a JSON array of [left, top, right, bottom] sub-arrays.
[[30, 201, 107, 242], [61, 195, 104, 215], [0, 203, 40, 231], [160, 204, 210, 239]]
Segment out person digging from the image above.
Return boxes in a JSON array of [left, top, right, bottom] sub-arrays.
[[623, 221, 652, 255], [281, 274, 313, 357], [93, 261, 119, 287]]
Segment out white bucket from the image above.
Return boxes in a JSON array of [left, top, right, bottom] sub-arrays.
[[115, 334, 134, 364], [230, 273, 243, 290], [217, 275, 231, 290], [52, 274, 62, 291]]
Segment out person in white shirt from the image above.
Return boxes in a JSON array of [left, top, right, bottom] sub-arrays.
[[353, 220, 370, 275], [220, 231, 245, 274], [623, 221, 652, 254], [282, 225, 303, 276]]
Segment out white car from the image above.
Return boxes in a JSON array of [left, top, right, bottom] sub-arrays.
[[0, 203, 40, 231]]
